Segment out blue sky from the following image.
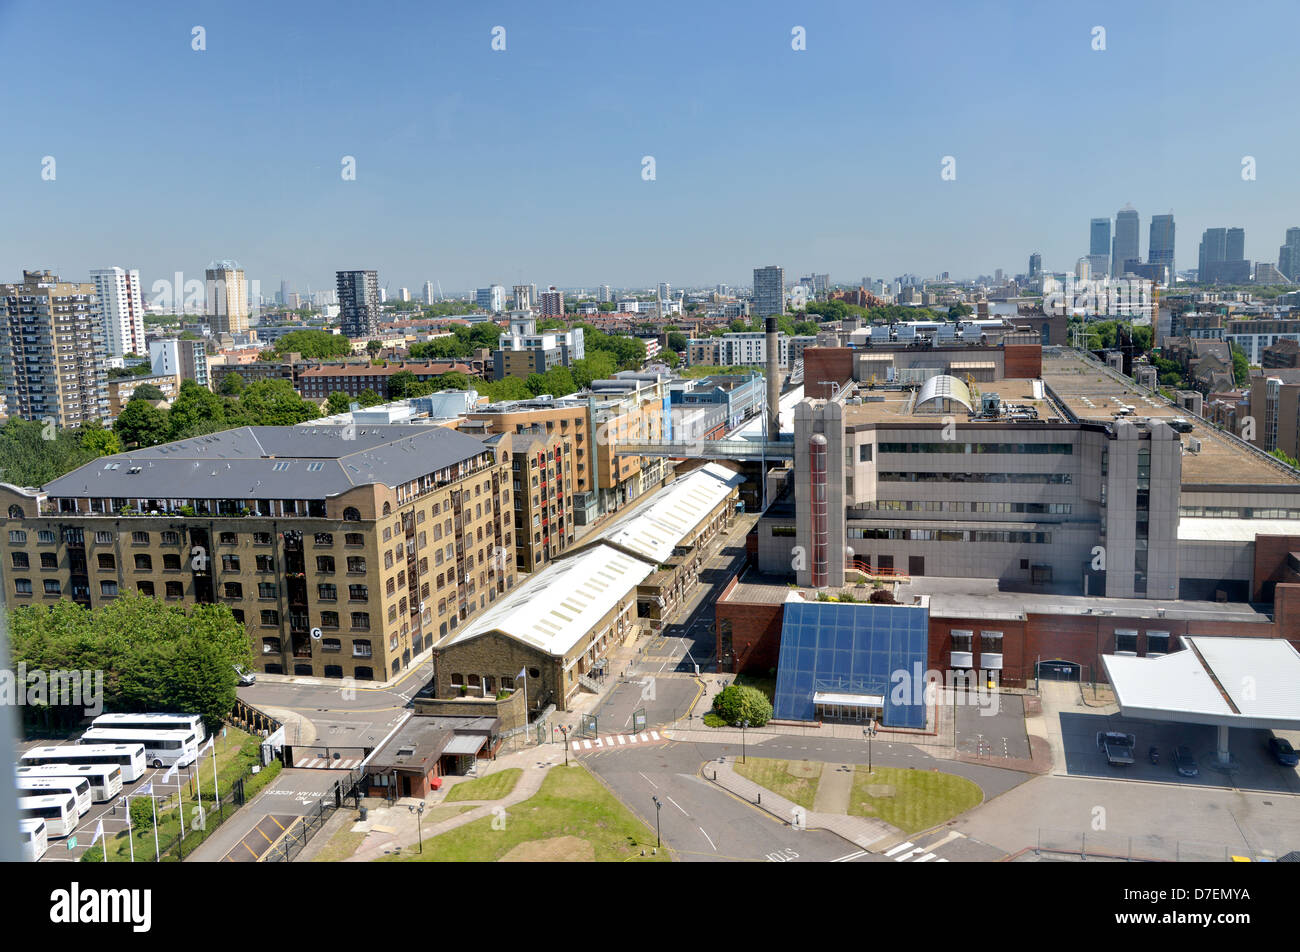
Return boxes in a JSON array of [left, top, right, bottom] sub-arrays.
[[2, 0, 1297, 295]]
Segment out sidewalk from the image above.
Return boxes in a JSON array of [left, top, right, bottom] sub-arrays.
[[708, 757, 899, 850], [338, 743, 564, 862]]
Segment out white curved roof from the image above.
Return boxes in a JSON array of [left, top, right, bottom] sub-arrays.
[[916, 374, 974, 412]]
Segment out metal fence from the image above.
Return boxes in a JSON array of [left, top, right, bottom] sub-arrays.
[[262, 796, 337, 863], [1032, 828, 1253, 862]]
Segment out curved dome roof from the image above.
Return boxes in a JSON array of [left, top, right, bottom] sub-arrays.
[[916, 374, 974, 412]]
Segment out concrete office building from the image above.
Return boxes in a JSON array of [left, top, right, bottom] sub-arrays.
[[205, 262, 249, 336], [753, 266, 785, 317], [1149, 213, 1176, 285], [1199, 228, 1251, 285], [337, 270, 382, 338], [0, 270, 109, 427], [1090, 218, 1112, 277], [492, 314, 584, 381], [1112, 206, 1141, 278], [1278, 228, 1300, 282], [757, 349, 1300, 603], [90, 267, 145, 358], [0, 425, 517, 681], [149, 337, 209, 389], [476, 285, 506, 313]]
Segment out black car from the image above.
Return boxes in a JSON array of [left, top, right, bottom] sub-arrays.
[[1268, 737, 1300, 767], [1174, 746, 1199, 777]]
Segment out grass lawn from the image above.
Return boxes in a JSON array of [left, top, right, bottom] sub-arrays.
[[423, 804, 478, 826], [443, 768, 522, 802], [847, 766, 983, 833], [310, 828, 368, 863], [732, 757, 820, 809], [385, 765, 668, 862]]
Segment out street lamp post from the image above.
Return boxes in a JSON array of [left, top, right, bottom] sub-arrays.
[[651, 795, 662, 848], [740, 719, 749, 765], [559, 725, 570, 766], [408, 801, 426, 854], [864, 719, 877, 773]]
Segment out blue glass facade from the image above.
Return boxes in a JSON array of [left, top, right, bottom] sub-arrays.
[[773, 602, 929, 728]]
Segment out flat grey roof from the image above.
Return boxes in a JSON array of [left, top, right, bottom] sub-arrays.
[[36, 425, 492, 499], [897, 576, 1269, 624], [1102, 637, 1300, 729]]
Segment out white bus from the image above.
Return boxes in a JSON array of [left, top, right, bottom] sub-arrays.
[[18, 793, 79, 839], [16, 776, 92, 817], [79, 728, 198, 768], [91, 712, 207, 744], [19, 817, 48, 861], [15, 763, 123, 802], [20, 744, 148, 783]]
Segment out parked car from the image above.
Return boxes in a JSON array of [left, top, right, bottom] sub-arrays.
[[1174, 745, 1199, 777], [1268, 737, 1300, 767], [234, 664, 256, 687]]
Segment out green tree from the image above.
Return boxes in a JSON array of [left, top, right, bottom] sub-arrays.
[[271, 329, 354, 360], [525, 366, 577, 397], [1230, 343, 1250, 386], [114, 399, 171, 448], [218, 371, 246, 396], [711, 684, 772, 727], [325, 391, 354, 415], [230, 379, 321, 426], [387, 370, 419, 400], [356, 389, 384, 408], [570, 352, 616, 390], [478, 376, 531, 402], [129, 797, 156, 837], [78, 420, 122, 458], [167, 380, 229, 440], [367, 339, 382, 358], [431, 371, 470, 391], [666, 331, 688, 352], [129, 383, 166, 402]]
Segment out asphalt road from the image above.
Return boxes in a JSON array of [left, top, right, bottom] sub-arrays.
[[584, 735, 1030, 862]]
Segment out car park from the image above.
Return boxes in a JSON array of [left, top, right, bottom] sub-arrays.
[[1267, 737, 1299, 767], [1174, 745, 1199, 777]]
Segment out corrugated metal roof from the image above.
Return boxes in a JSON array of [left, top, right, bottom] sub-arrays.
[[599, 463, 744, 563], [440, 544, 656, 656]]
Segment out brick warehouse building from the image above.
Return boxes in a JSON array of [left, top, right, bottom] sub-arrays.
[[718, 577, 1300, 689], [0, 425, 517, 682], [429, 463, 743, 714]]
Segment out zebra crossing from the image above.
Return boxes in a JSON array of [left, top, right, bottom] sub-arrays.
[[884, 840, 950, 862], [292, 757, 365, 770], [571, 731, 663, 752]]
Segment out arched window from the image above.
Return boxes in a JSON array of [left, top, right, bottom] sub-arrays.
[[7, 505, 24, 519], [343, 507, 361, 522], [382, 501, 391, 516]]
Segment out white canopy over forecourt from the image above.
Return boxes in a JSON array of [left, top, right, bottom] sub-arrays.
[[1101, 636, 1300, 766]]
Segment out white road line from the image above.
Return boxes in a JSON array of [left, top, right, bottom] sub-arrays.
[[639, 733, 648, 742], [594, 738, 604, 747], [638, 772, 658, 789], [894, 849, 923, 862], [582, 740, 591, 750], [884, 841, 915, 857], [699, 827, 716, 851], [666, 795, 689, 816], [913, 853, 937, 863], [571, 742, 580, 751], [832, 850, 868, 862]]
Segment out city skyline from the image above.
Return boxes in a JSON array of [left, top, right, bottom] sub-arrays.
[[4, 1, 1299, 291]]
